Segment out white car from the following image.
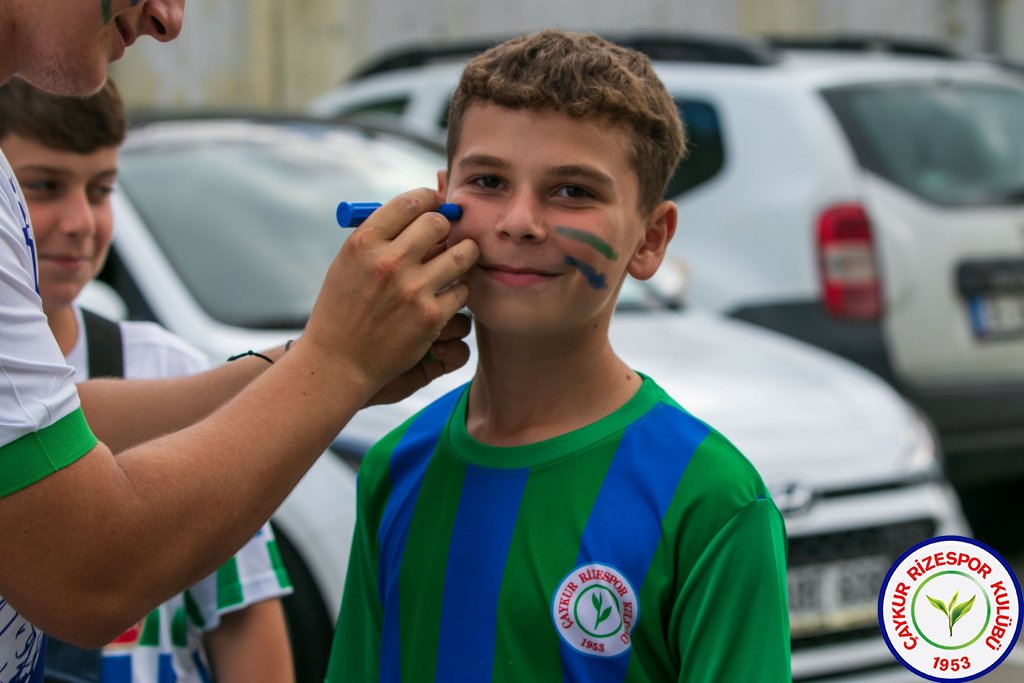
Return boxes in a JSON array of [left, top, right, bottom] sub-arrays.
[[309, 34, 1024, 489], [86, 114, 969, 682]]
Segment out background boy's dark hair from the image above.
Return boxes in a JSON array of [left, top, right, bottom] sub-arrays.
[[446, 29, 686, 213], [0, 77, 125, 152]]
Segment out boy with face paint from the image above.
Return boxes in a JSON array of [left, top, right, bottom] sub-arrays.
[[328, 30, 790, 682], [0, 0, 477, 678]]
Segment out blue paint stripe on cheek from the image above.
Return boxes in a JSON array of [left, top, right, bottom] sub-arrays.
[[564, 257, 608, 290]]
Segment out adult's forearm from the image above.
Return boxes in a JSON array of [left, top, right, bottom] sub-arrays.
[[77, 345, 287, 453], [0, 343, 371, 645]]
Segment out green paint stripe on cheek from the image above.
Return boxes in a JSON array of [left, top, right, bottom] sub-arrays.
[[101, 0, 112, 24], [554, 226, 619, 260]]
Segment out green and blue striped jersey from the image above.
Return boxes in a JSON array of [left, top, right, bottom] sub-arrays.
[[328, 376, 790, 682]]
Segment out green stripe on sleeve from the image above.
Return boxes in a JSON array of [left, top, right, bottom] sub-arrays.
[[139, 609, 162, 647], [171, 606, 189, 648], [216, 556, 244, 610], [0, 408, 98, 497], [266, 539, 294, 590]]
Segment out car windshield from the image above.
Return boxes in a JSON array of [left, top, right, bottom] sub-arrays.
[[119, 121, 451, 327], [117, 120, 679, 328], [824, 80, 1024, 206]]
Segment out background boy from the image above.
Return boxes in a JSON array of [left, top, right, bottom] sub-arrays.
[[327, 29, 790, 681], [0, 77, 295, 683]]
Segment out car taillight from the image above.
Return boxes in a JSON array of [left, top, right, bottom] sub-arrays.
[[816, 204, 881, 320]]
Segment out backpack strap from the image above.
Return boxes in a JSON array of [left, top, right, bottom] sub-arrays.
[[81, 308, 124, 379]]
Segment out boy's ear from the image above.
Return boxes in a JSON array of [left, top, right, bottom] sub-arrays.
[[627, 200, 677, 281], [437, 169, 449, 196]]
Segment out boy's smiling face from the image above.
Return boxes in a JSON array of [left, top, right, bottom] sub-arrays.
[[3, 133, 118, 314], [440, 102, 676, 338]]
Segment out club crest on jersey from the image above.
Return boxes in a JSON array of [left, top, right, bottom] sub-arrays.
[[552, 562, 639, 657]]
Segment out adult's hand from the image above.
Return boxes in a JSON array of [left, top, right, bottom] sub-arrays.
[[303, 188, 479, 398], [367, 311, 473, 406]]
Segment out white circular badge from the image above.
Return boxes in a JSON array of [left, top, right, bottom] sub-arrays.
[[552, 562, 639, 657], [878, 536, 1022, 681]]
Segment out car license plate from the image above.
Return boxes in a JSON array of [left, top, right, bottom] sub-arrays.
[[967, 292, 1024, 341], [788, 556, 890, 638]]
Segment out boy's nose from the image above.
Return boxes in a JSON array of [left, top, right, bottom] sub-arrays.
[[496, 192, 547, 243], [58, 192, 97, 236]]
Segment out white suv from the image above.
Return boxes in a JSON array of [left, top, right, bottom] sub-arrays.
[[310, 35, 1024, 488]]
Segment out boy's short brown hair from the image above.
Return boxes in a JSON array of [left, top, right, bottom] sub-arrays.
[[0, 77, 125, 153], [447, 30, 686, 213]]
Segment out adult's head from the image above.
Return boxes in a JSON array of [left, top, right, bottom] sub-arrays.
[[0, 77, 125, 314], [0, 0, 184, 96]]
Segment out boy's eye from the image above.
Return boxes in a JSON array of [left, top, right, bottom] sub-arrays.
[[471, 175, 504, 190], [557, 185, 593, 200], [87, 185, 115, 204], [22, 180, 60, 195]]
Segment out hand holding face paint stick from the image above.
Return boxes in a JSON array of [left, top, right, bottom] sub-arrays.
[[337, 201, 463, 228], [335, 205, 611, 291]]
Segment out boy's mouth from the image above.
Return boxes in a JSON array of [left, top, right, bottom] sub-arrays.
[[41, 253, 90, 271], [478, 262, 561, 286]]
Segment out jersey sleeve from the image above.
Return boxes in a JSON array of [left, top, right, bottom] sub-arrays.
[[0, 156, 92, 497], [185, 524, 293, 632], [673, 497, 791, 682]]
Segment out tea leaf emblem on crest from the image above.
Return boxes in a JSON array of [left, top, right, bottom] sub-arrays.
[[927, 590, 976, 637], [592, 592, 612, 630]]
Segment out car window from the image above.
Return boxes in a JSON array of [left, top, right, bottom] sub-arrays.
[[339, 96, 409, 124], [824, 81, 1024, 206], [665, 99, 725, 198], [117, 124, 444, 328]]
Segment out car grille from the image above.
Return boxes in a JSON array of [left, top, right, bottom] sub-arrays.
[[789, 518, 937, 650]]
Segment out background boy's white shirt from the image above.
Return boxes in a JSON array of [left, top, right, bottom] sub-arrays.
[[64, 306, 208, 383], [66, 304, 292, 682]]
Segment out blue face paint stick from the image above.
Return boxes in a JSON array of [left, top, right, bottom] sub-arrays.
[[336, 202, 462, 228]]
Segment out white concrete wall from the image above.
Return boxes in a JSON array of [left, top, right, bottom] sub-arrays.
[[108, 0, 1008, 112]]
